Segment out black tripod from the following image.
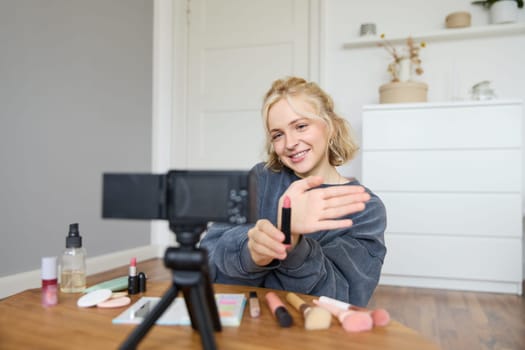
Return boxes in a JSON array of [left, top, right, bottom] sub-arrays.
[[119, 225, 222, 350]]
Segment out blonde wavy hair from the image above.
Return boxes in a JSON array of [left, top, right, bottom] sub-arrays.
[[262, 76, 359, 171]]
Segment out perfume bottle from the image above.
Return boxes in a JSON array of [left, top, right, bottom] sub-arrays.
[[60, 223, 87, 293]]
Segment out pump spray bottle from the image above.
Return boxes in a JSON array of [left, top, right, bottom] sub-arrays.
[[60, 223, 87, 293]]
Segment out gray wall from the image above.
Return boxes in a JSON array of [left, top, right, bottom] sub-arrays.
[[0, 0, 153, 277]]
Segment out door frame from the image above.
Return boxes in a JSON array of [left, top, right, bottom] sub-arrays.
[[151, 0, 323, 248]]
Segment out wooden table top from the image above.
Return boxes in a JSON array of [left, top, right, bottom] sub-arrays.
[[0, 280, 439, 350]]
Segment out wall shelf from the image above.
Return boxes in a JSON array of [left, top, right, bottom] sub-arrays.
[[342, 22, 525, 49]]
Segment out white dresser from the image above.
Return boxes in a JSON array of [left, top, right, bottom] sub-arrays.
[[362, 100, 523, 294]]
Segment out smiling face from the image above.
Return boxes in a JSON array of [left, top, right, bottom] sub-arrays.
[[267, 96, 332, 179]]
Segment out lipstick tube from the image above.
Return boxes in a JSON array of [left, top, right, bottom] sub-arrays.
[[128, 257, 139, 295], [281, 196, 291, 245], [265, 292, 293, 327]]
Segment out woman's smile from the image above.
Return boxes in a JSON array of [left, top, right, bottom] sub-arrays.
[[289, 149, 309, 162]]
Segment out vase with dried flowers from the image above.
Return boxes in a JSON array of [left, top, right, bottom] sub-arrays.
[[377, 34, 428, 104], [378, 34, 426, 82]]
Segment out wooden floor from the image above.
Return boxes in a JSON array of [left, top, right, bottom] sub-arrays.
[[367, 282, 525, 350], [96, 258, 525, 350]]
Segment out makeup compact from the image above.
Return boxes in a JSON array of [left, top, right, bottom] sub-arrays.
[[77, 289, 113, 308]]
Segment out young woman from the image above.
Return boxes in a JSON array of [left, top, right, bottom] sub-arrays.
[[200, 77, 386, 306]]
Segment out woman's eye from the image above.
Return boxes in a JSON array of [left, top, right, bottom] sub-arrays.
[[297, 123, 308, 131], [271, 132, 283, 141]]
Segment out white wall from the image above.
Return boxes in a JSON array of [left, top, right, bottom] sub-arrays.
[[322, 0, 525, 279], [0, 0, 153, 278], [3, 0, 522, 296], [323, 0, 525, 182]]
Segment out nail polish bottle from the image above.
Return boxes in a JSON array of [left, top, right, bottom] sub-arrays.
[[41, 256, 58, 307]]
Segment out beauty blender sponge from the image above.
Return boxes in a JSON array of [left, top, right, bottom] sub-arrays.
[[313, 299, 373, 332], [340, 310, 374, 332], [317, 295, 391, 327], [370, 308, 391, 327]]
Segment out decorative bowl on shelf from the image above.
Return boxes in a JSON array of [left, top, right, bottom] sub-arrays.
[[379, 81, 428, 104], [445, 11, 472, 28]]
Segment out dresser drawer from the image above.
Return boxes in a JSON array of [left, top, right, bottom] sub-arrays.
[[380, 192, 522, 237], [363, 149, 521, 192], [362, 102, 522, 150], [382, 235, 522, 282]]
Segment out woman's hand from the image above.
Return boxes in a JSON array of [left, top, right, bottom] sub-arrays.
[[247, 219, 287, 266], [278, 176, 371, 240], [247, 176, 370, 265]]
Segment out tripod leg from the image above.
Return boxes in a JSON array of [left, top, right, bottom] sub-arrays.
[[202, 268, 222, 331], [119, 285, 179, 350], [185, 284, 218, 350]]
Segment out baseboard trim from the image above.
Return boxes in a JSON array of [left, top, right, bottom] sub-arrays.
[[0, 245, 162, 300], [380, 274, 523, 295]]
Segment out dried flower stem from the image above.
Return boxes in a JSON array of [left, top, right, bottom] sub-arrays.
[[378, 34, 426, 82]]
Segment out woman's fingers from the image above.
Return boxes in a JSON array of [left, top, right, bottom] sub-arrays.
[[319, 202, 366, 220], [250, 241, 286, 261], [249, 230, 285, 255], [321, 192, 370, 210], [318, 185, 367, 200], [286, 176, 324, 195], [282, 180, 372, 235], [247, 219, 287, 264]]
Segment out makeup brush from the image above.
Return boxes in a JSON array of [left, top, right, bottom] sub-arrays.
[[285, 292, 332, 330], [313, 299, 373, 332], [318, 295, 390, 327]]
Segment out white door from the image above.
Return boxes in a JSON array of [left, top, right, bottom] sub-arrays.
[[183, 0, 319, 170]]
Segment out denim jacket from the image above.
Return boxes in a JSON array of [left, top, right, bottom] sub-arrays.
[[199, 162, 387, 306]]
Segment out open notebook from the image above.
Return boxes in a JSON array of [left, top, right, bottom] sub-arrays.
[[112, 293, 246, 327]]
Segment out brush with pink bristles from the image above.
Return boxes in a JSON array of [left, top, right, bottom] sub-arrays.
[[317, 296, 390, 327], [312, 299, 373, 332]]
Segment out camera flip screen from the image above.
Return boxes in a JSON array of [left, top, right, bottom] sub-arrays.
[[102, 174, 167, 220], [172, 175, 229, 219], [102, 169, 255, 228]]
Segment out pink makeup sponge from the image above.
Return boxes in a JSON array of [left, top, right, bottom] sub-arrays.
[[316, 296, 391, 328], [340, 310, 374, 332], [370, 308, 390, 327], [313, 299, 374, 333]]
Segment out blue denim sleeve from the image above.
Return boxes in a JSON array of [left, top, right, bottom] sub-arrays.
[[200, 222, 276, 286], [200, 163, 387, 306], [273, 191, 387, 307]]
